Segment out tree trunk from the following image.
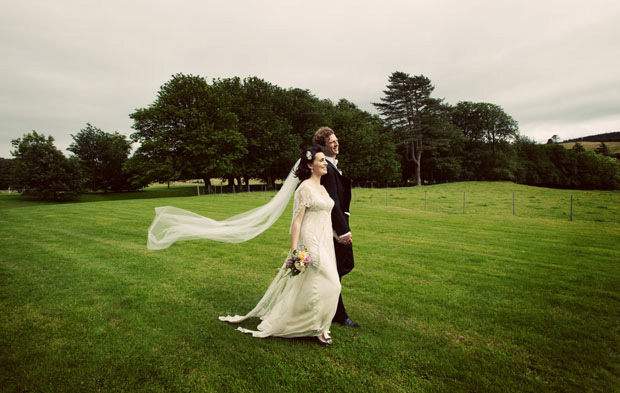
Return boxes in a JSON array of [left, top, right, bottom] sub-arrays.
[[410, 140, 423, 186], [415, 161, 422, 186], [415, 143, 422, 186], [202, 177, 211, 186], [227, 177, 235, 187]]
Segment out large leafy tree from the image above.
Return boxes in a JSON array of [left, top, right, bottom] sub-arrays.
[[328, 99, 400, 184], [214, 77, 300, 187], [373, 72, 445, 185], [129, 73, 247, 186], [0, 158, 15, 190], [452, 101, 519, 180], [420, 109, 465, 184], [11, 131, 84, 200], [68, 123, 134, 192], [123, 153, 177, 189], [452, 102, 518, 148], [286, 88, 329, 145]]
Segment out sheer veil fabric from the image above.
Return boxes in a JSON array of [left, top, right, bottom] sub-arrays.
[[147, 160, 300, 250]]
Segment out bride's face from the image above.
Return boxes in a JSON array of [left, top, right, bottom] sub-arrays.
[[309, 152, 328, 176]]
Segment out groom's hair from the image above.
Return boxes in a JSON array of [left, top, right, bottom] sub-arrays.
[[313, 126, 334, 146]]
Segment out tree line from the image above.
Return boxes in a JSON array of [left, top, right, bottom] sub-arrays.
[[5, 72, 620, 200], [563, 131, 620, 143]]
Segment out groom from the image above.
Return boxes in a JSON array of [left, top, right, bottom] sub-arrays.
[[314, 127, 360, 328]]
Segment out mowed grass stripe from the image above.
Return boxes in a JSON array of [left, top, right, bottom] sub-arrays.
[[1, 182, 619, 392]]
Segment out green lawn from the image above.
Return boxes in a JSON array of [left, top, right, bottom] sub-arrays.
[[1, 182, 619, 392]]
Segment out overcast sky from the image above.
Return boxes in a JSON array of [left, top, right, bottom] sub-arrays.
[[1, 0, 619, 158]]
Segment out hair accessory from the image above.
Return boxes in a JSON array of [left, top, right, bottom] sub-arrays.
[[305, 151, 312, 160]]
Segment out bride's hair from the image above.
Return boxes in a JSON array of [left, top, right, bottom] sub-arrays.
[[294, 145, 324, 181]]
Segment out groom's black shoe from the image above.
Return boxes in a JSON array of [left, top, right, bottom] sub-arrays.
[[339, 317, 360, 328]]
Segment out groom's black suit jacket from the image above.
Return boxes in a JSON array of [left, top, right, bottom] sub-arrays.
[[321, 160, 354, 277]]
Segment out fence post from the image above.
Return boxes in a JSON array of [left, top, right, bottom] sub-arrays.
[[463, 192, 466, 214], [196, 184, 200, 196]]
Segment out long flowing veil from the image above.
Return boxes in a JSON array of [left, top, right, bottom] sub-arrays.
[[147, 160, 301, 250]]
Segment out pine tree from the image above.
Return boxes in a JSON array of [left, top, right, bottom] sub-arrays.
[[373, 72, 444, 185]]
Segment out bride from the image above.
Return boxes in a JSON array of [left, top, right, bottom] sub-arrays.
[[147, 145, 341, 345], [219, 146, 340, 345]]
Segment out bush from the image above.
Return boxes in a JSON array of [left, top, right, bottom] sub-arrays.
[[515, 139, 620, 190], [11, 131, 84, 200]]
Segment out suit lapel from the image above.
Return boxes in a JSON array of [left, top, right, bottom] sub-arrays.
[[327, 160, 342, 178]]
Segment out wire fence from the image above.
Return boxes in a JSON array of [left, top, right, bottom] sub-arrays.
[[349, 185, 620, 224], [189, 181, 618, 223]]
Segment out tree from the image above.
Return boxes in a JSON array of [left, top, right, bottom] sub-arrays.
[[68, 123, 134, 192], [286, 88, 329, 145], [572, 142, 586, 153], [123, 153, 177, 189], [452, 101, 519, 181], [514, 137, 620, 190], [421, 118, 465, 184], [129, 73, 247, 186], [328, 99, 400, 184], [373, 72, 443, 185], [574, 151, 620, 189], [0, 158, 15, 190], [452, 102, 518, 149], [594, 142, 611, 156], [213, 77, 300, 187], [515, 137, 573, 187], [11, 131, 83, 200]]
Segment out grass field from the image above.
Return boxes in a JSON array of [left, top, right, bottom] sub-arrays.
[[1, 182, 619, 392], [559, 141, 620, 154]]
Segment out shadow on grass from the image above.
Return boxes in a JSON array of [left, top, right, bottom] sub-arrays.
[[0, 186, 202, 209]]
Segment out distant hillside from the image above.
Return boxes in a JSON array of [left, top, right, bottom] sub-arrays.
[[563, 131, 620, 143], [559, 141, 620, 155]]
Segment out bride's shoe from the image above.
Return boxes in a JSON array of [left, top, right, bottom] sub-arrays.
[[317, 334, 332, 345]]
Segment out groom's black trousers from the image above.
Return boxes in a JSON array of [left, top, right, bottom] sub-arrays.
[[333, 239, 354, 323]]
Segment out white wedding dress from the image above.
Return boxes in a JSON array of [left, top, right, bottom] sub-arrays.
[[219, 182, 341, 338]]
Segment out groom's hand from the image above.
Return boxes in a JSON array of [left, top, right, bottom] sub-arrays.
[[338, 233, 352, 245]]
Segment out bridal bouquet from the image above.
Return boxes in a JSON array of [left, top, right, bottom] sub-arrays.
[[284, 246, 313, 276]]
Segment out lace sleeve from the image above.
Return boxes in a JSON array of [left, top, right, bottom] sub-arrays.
[[290, 185, 312, 232]]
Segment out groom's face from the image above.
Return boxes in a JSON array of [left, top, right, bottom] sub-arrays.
[[325, 134, 339, 157]]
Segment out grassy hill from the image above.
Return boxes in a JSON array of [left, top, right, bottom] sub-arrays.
[[559, 141, 620, 154], [563, 131, 620, 143], [1, 183, 619, 392]]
